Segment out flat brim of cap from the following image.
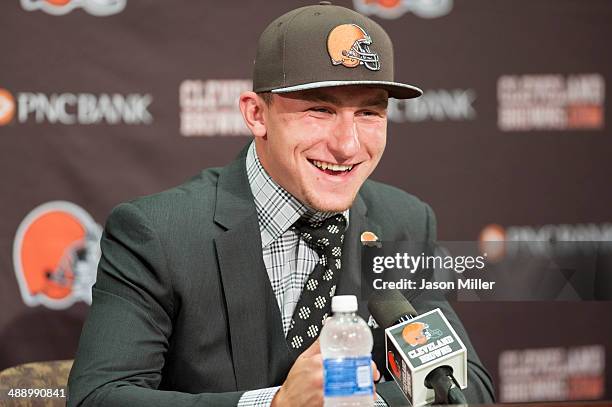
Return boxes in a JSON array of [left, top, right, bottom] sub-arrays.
[[270, 80, 422, 99]]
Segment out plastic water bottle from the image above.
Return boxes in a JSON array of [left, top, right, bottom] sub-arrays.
[[320, 295, 374, 407]]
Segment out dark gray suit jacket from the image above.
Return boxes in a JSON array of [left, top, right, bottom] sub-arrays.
[[68, 151, 495, 406]]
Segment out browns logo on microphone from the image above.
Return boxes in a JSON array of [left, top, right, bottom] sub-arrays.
[[402, 321, 443, 347]]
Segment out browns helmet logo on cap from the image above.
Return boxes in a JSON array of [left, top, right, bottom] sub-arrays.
[[13, 201, 102, 309], [327, 24, 381, 71]]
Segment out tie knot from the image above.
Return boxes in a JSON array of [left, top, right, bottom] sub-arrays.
[[292, 214, 346, 255]]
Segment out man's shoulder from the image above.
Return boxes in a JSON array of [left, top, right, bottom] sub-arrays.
[[132, 167, 222, 211], [359, 179, 436, 240], [360, 179, 433, 217], [108, 166, 226, 232]]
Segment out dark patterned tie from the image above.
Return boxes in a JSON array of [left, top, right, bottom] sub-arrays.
[[286, 213, 346, 357]]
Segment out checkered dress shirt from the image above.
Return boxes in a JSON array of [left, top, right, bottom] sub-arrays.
[[238, 142, 386, 407]]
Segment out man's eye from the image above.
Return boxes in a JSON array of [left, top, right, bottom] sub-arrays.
[[310, 107, 332, 114], [359, 110, 381, 117]]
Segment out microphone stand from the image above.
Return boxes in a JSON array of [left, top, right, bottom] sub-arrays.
[[424, 366, 468, 405]]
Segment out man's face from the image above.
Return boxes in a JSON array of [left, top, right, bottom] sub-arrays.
[[256, 86, 388, 212]]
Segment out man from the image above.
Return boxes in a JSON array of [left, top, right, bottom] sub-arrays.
[[68, 2, 495, 406]]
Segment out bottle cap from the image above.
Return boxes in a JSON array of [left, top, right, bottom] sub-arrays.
[[331, 295, 358, 313]]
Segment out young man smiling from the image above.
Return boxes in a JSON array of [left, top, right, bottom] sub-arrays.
[[68, 3, 495, 407], [240, 86, 388, 213]]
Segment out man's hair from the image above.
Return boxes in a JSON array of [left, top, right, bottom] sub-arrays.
[[257, 92, 273, 106]]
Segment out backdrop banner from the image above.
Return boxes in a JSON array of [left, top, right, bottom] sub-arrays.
[[1, 0, 610, 402]]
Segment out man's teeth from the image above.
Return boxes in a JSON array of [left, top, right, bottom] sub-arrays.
[[311, 160, 353, 172]]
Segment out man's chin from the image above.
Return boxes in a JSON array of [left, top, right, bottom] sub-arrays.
[[304, 193, 356, 213]]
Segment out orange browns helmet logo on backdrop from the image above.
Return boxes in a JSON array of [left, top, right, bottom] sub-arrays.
[[13, 201, 102, 309], [20, 0, 126, 16], [327, 24, 381, 71], [353, 0, 453, 19], [479, 224, 506, 262], [0, 89, 16, 126]]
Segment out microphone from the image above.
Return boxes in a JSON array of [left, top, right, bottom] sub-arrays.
[[368, 290, 468, 406]]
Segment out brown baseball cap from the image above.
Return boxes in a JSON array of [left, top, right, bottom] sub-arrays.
[[253, 1, 422, 99]]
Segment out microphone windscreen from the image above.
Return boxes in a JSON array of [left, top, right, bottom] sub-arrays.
[[367, 289, 418, 329]]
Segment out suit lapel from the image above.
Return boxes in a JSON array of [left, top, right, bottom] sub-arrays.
[[213, 154, 289, 390], [339, 190, 382, 315], [340, 188, 388, 370]]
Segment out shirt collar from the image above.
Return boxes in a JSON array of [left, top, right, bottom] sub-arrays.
[[246, 141, 349, 248]]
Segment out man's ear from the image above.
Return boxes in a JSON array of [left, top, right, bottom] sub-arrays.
[[239, 91, 267, 139]]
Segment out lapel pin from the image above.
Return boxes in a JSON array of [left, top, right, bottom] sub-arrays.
[[361, 231, 382, 248]]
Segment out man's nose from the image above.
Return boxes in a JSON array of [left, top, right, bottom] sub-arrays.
[[329, 113, 360, 160]]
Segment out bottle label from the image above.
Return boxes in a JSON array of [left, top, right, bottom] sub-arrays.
[[323, 356, 373, 397]]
